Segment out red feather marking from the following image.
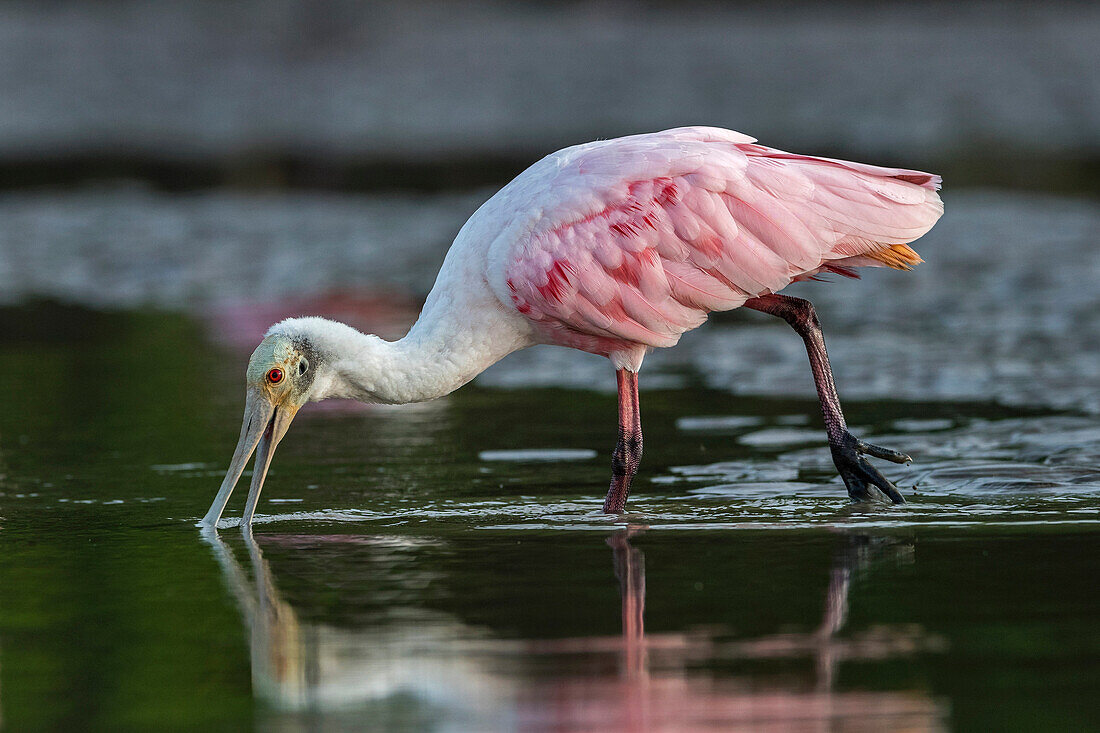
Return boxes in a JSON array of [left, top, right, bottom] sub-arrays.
[[610, 220, 641, 237], [656, 180, 679, 206], [823, 264, 861, 279], [603, 297, 631, 325], [893, 173, 935, 186], [537, 259, 576, 303], [545, 180, 653, 241], [609, 264, 641, 288], [608, 253, 642, 288], [507, 277, 534, 313], [544, 177, 681, 253], [694, 234, 724, 258]]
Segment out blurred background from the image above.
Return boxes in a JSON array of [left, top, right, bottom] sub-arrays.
[[2, 1, 1100, 731], [2, 0, 1100, 408]]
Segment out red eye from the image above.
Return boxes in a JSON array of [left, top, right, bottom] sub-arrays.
[[267, 368, 284, 384]]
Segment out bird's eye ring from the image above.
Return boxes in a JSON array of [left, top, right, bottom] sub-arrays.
[[267, 368, 284, 384]]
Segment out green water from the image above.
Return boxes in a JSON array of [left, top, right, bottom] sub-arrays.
[[2, 304, 1099, 731]]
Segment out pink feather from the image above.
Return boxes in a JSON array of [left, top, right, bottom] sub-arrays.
[[501, 127, 943, 362]]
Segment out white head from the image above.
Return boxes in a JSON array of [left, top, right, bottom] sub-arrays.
[[201, 308, 519, 527], [201, 317, 370, 527]]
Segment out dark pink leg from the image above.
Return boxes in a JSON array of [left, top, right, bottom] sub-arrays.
[[744, 293, 911, 504], [604, 369, 642, 513]]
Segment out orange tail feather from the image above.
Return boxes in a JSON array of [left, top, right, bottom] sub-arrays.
[[866, 243, 923, 271]]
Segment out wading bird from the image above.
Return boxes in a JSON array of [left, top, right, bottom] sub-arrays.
[[202, 127, 942, 527]]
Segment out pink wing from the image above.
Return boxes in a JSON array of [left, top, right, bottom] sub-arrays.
[[502, 127, 943, 358]]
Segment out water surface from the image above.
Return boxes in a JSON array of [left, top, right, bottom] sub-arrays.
[[1, 304, 1098, 730]]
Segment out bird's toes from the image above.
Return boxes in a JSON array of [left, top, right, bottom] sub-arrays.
[[846, 458, 906, 504], [834, 439, 907, 505], [839, 466, 870, 502], [857, 439, 912, 464], [831, 431, 909, 504]]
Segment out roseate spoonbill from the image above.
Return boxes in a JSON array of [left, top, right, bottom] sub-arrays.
[[202, 126, 943, 527]]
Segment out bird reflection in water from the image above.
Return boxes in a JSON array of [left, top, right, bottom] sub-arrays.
[[202, 527, 946, 730], [202, 526, 514, 726], [523, 530, 946, 731]]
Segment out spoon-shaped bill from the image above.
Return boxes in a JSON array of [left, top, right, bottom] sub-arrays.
[[241, 406, 296, 526], [201, 390, 274, 526]]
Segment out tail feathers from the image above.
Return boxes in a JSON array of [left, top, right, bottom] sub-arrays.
[[865, 243, 924, 271], [817, 243, 924, 278]]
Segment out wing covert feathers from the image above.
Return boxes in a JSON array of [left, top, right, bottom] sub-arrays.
[[500, 127, 942, 355]]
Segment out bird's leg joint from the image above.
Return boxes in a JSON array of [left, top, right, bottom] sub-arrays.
[[781, 296, 819, 332], [746, 294, 819, 332], [612, 431, 643, 477]]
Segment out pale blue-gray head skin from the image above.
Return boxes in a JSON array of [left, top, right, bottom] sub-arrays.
[[202, 332, 321, 527]]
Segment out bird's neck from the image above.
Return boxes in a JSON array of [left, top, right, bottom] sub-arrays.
[[300, 305, 530, 405], [333, 331, 477, 405]]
